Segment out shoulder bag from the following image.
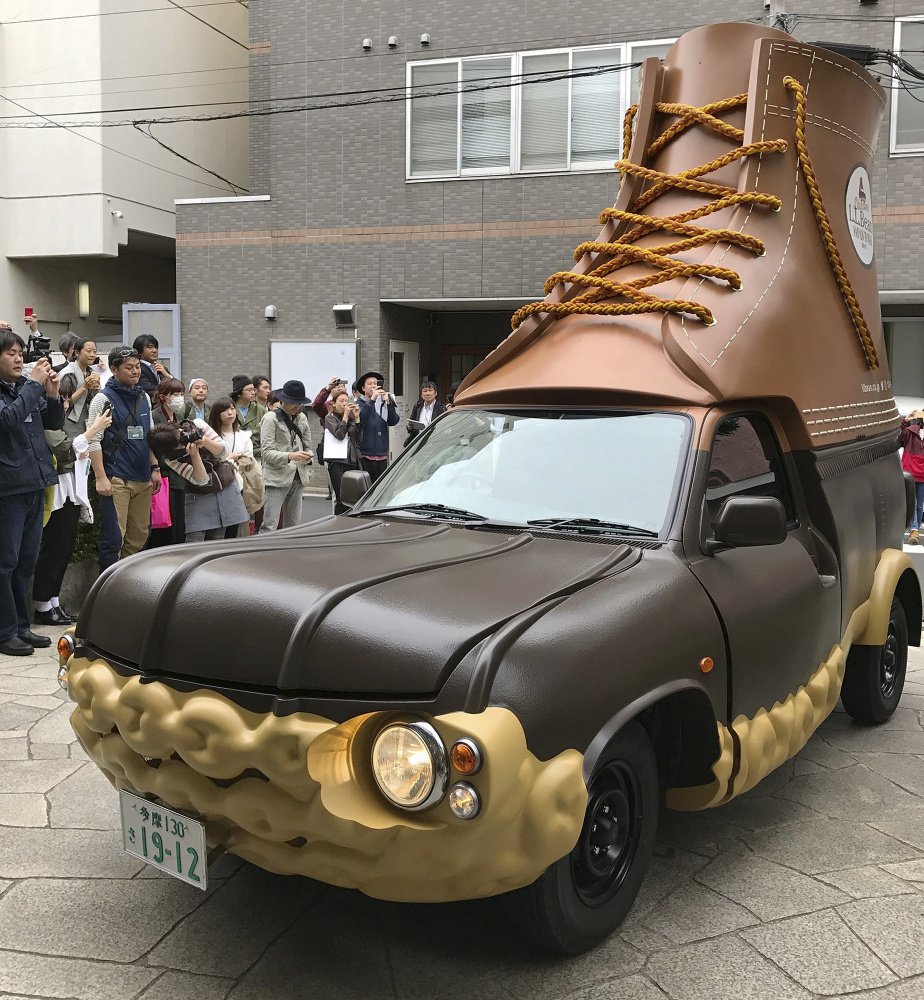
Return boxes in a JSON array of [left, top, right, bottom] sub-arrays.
[[229, 431, 265, 514]]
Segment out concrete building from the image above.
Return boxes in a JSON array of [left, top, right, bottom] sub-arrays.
[[176, 1, 924, 436], [0, 0, 249, 366]]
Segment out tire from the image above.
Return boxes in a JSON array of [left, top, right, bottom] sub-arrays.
[[502, 720, 660, 954], [841, 597, 908, 724]]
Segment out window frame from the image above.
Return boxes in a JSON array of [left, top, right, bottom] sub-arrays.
[[891, 16, 924, 157], [406, 38, 674, 181], [703, 412, 797, 536]]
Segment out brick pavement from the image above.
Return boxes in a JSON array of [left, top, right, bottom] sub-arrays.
[[0, 625, 922, 1000]]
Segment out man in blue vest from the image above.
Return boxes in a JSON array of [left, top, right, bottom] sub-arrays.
[[85, 347, 162, 572], [0, 326, 65, 656]]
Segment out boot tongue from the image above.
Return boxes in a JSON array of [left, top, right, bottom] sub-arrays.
[[637, 22, 791, 218]]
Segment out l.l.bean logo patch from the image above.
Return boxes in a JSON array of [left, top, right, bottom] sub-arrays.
[[845, 164, 874, 267]]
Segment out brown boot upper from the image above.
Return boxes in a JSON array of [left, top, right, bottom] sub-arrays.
[[457, 23, 896, 451]]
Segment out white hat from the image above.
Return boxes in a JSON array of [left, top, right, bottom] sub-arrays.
[[188, 377, 208, 391]]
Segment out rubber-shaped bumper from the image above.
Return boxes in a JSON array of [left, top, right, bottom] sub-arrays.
[[66, 655, 587, 902]]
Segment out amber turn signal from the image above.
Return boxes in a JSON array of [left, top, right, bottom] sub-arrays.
[[449, 738, 482, 775], [57, 633, 75, 665], [699, 656, 714, 674]]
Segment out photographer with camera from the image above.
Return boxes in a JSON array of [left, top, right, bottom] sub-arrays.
[[149, 415, 248, 542], [357, 370, 399, 483], [0, 328, 64, 656], [85, 347, 161, 572], [901, 410, 924, 545]]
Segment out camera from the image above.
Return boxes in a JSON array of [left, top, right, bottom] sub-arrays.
[[178, 421, 204, 446], [24, 333, 52, 364]]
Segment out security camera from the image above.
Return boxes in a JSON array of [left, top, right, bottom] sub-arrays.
[[110, 210, 123, 219], [264, 305, 278, 321]]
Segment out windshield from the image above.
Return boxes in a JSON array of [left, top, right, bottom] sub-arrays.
[[355, 408, 690, 534]]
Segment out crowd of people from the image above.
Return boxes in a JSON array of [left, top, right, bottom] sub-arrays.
[[0, 312, 457, 656]]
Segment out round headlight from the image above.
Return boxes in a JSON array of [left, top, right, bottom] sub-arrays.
[[371, 721, 447, 811]]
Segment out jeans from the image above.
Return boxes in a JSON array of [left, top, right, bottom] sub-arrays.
[[0, 491, 45, 641], [913, 481, 924, 530], [99, 477, 152, 572], [259, 481, 303, 532]]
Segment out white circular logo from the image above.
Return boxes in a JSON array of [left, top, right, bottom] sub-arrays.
[[845, 165, 874, 266]]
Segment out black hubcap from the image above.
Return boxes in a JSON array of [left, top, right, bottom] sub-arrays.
[[881, 618, 899, 699], [572, 761, 642, 907]]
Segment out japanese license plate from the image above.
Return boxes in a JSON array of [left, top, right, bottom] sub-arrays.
[[119, 790, 208, 890]]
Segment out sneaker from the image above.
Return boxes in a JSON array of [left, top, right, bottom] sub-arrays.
[[910, 530, 920, 545]]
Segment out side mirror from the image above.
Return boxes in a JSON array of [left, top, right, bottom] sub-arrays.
[[340, 470, 372, 509], [705, 496, 787, 554]]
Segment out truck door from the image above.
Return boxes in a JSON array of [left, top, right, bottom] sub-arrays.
[[686, 411, 841, 721]]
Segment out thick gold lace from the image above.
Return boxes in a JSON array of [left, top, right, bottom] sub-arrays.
[[511, 78, 878, 370]]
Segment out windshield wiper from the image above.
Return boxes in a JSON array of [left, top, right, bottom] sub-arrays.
[[526, 517, 658, 537], [357, 503, 487, 522]]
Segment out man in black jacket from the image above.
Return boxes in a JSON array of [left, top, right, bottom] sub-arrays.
[[403, 381, 444, 447], [0, 328, 65, 656]]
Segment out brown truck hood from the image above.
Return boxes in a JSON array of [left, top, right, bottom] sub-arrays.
[[77, 516, 638, 696]]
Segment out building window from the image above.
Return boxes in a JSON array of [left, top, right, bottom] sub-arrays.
[[407, 39, 673, 180], [892, 17, 924, 155]]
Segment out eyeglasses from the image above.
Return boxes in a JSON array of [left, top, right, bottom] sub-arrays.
[[112, 348, 139, 360]]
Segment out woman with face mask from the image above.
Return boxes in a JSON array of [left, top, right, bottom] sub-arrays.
[[146, 378, 189, 547]]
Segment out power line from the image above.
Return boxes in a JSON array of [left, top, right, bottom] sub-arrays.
[[0, 61, 644, 129], [6, 65, 247, 92], [134, 123, 247, 192], [0, 1, 245, 25], [0, 11, 907, 91], [0, 90, 235, 192], [1, 51, 921, 132], [161, 0, 248, 50], [0, 60, 637, 121]]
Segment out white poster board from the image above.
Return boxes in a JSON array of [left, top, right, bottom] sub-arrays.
[[269, 340, 359, 397]]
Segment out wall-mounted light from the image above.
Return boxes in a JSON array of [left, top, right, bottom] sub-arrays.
[[77, 281, 90, 319], [332, 303, 357, 328], [420, 33, 431, 46], [264, 305, 278, 321], [387, 35, 398, 48], [362, 38, 373, 51]]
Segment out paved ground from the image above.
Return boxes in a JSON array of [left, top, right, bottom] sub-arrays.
[[1, 628, 923, 1000]]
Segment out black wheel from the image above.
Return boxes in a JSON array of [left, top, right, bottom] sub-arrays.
[[841, 597, 908, 724], [502, 720, 659, 954]]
